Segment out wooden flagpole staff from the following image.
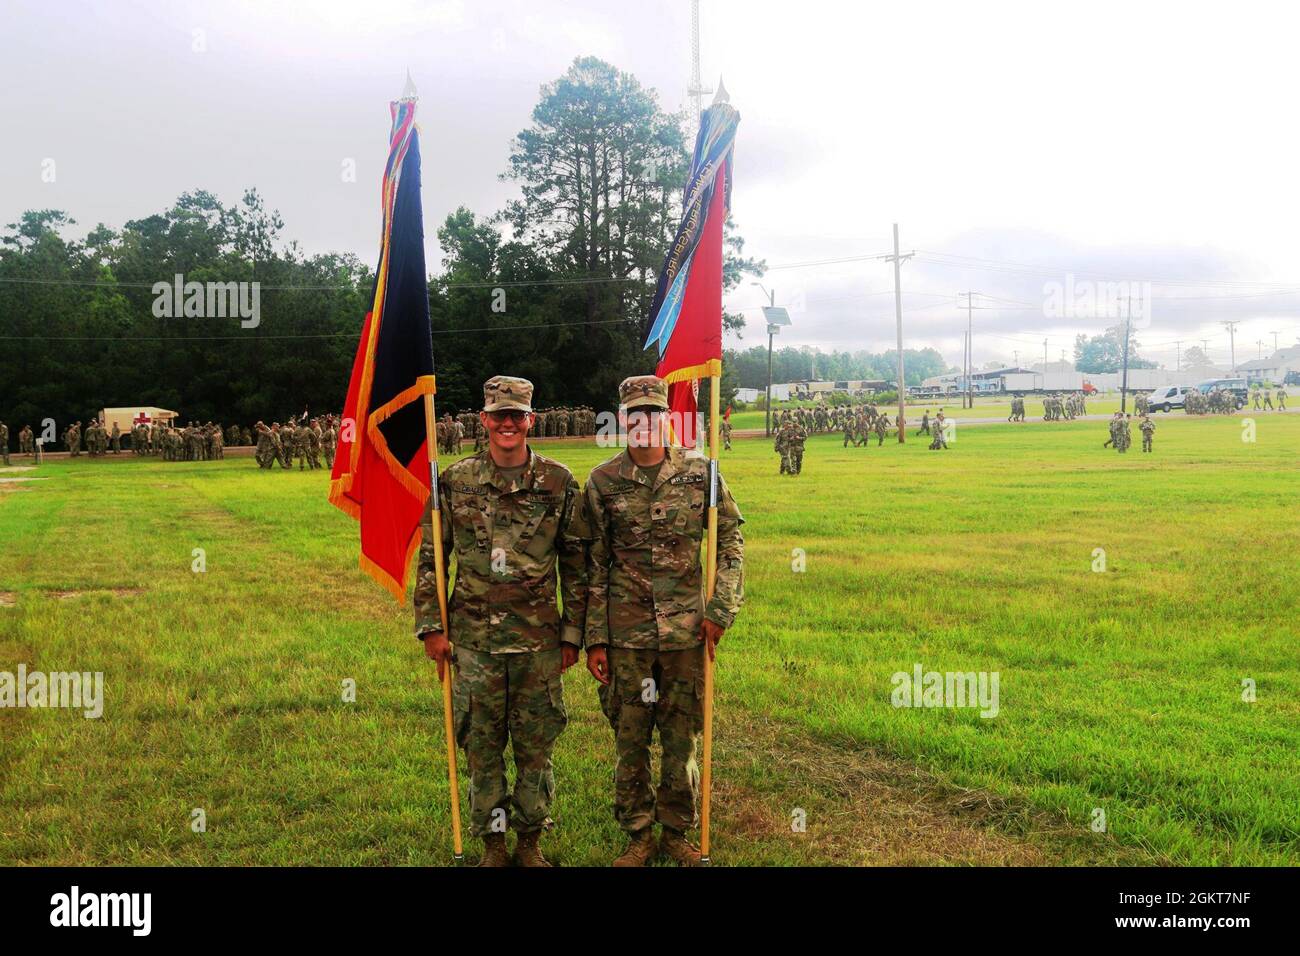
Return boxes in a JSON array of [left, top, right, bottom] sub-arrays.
[[423, 391, 464, 862], [701, 372, 720, 864]]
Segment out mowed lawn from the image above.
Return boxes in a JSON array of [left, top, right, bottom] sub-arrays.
[[1, 412, 1297, 866]]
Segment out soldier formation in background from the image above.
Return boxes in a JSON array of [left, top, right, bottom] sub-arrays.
[[253, 415, 339, 470], [1008, 396, 1026, 421], [530, 406, 598, 438], [832, 403, 898, 447]]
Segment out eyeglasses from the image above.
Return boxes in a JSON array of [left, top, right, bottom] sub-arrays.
[[487, 410, 530, 424]]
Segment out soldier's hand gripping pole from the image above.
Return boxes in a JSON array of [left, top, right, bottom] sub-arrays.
[[424, 391, 464, 862], [701, 373, 721, 865]]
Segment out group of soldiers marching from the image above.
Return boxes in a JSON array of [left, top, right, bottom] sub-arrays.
[[129, 421, 229, 461], [760, 402, 898, 438], [1249, 387, 1288, 412], [254, 416, 339, 471], [837, 405, 895, 447], [1177, 388, 1238, 415], [1041, 392, 1088, 421]]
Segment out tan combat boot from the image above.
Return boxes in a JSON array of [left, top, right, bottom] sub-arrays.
[[660, 828, 702, 867], [477, 832, 510, 867], [514, 831, 552, 867], [612, 828, 657, 867]]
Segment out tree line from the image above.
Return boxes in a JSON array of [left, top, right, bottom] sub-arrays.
[[0, 56, 939, 434]]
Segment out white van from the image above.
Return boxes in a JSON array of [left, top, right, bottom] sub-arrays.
[[1146, 385, 1193, 412]]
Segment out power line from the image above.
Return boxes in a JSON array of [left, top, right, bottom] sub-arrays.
[[914, 250, 1300, 290], [0, 316, 635, 342]]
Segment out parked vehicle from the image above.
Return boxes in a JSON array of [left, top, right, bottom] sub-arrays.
[[1196, 378, 1248, 409], [1145, 384, 1194, 412]]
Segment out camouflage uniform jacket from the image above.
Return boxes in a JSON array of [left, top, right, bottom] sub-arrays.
[[584, 447, 744, 651], [414, 448, 589, 653]]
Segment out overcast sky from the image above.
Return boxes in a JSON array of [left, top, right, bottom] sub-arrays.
[[4, 0, 1300, 370]]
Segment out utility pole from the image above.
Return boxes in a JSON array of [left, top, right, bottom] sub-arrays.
[[1257, 339, 1264, 360], [1120, 295, 1133, 413], [1174, 340, 1182, 373], [1271, 330, 1279, 353], [1222, 321, 1238, 373], [885, 223, 914, 442], [1013, 349, 1019, 368], [957, 292, 978, 409], [963, 332, 970, 408], [758, 284, 776, 437]]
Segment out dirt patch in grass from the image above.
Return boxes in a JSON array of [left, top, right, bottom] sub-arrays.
[[0, 477, 48, 484], [712, 710, 1143, 865], [0, 592, 15, 607], [45, 587, 146, 600]]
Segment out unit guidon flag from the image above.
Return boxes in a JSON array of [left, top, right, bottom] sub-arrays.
[[642, 96, 740, 435], [329, 97, 436, 600]]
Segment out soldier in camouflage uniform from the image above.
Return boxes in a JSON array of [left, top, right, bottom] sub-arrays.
[[0, 422, 9, 466], [254, 422, 273, 468], [775, 420, 807, 475], [321, 417, 337, 469], [929, 410, 949, 449], [293, 420, 311, 470], [1104, 411, 1121, 448], [1139, 414, 1155, 452], [584, 375, 745, 867], [307, 419, 322, 469], [415, 376, 589, 868]]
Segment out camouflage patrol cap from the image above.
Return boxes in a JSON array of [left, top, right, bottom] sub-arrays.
[[483, 375, 533, 413], [619, 374, 669, 410]]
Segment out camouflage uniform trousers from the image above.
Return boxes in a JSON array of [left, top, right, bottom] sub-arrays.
[[598, 646, 704, 834], [452, 645, 567, 838]]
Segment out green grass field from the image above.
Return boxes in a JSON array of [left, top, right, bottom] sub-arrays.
[[2, 412, 1298, 866]]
